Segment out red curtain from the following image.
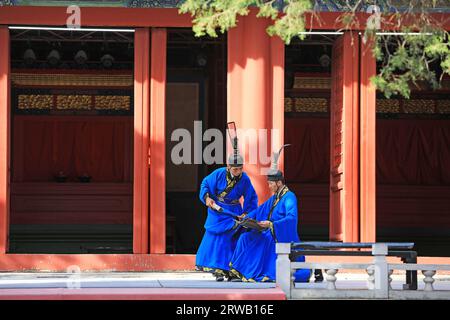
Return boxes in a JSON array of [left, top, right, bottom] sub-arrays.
[[12, 116, 133, 183], [285, 117, 330, 183], [285, 117, 450, 186], [376, 119, 450, 185]]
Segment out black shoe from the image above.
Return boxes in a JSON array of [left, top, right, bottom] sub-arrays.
[[314, 269, 324, 282], [215, 275, 225, 282]]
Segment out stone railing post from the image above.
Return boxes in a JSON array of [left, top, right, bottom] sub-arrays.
[[422, 270, 436, 291], [388, 269, 394, 290], [366, 265, 375, 290], [276, 242, 292, 298], [372, 243, 389, 298], [325, 269, 338, 290]]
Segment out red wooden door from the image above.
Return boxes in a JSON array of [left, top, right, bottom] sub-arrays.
[[329, 33, 360, 242]]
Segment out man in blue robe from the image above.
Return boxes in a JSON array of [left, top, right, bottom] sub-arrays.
[[195, 137, 258, 281], [229, 145, 311, 283]]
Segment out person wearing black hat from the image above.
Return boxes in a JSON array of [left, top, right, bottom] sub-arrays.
[[228, 145, 311, 283], [195, 123, 258, 282]]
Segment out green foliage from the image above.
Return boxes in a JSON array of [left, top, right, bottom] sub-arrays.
[[179, 0, 450, 99], [369, 27, 449, 98], [179, 0, 313, 40], [262, 1, 313, 44], [179, 0, 255, 37]]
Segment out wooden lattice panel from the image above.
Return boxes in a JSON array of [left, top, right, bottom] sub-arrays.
[[18, 94, 53, 109], [293, 97, 328, 112], [56, 95, 92, 110], [376, 99, 400, 113], [95, 96, 130, 110], [403, 99, 436, 114], [436, 100, 450, 114], [12, 73, 133, 88], [284, 97, 293, 112], [293, 77, 331, 89]]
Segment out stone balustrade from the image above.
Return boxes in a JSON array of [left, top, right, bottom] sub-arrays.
[[276, 242, 450, 300]]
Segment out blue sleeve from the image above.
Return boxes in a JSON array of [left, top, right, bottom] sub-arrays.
[[247, 197, 270, 220], [199, 171, 217, 205], [246, 205, 260, 220], [242, 177, 258, 213], [273, 195, 299, 242]]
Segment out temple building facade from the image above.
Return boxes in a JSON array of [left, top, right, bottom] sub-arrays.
[[0, 0, 449, 271]]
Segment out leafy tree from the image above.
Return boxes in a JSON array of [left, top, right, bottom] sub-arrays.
[[179, 0, 450, 98], [0, 0, 15, 5]]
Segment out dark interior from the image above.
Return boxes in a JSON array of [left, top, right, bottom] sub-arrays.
[[9, 28, 134, 253]]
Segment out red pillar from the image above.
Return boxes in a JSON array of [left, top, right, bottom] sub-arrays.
[[228, 10, 285, 202], [360, 38, 377, 242], [133, 28, 150, 253], [329, 32, 360, 242], [149, 28, 167, 254], [0, 27, 10, 254], [270, 36, 285, 173]]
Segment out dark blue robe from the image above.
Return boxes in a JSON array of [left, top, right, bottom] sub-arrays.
[[229, 188, 311, 282], [196, 167, 258, 275]]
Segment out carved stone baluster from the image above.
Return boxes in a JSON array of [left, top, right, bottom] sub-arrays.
[[366, 266, 375, 290], [388, 269, 393, 290], [422, 270, 436, 291], [325, 269, 338, 290]]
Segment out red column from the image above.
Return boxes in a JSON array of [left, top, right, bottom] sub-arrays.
[[329, 32, 360, 242], [133, 28, 150, 254], [228, 10, 284, 202], [149, 28, 167, 254], [270, 36, 285, 173], [360, 38, 376, 242], [0, 27, 10, 254]]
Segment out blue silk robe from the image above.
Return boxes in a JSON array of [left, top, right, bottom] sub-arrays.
[[229, 188, 311, 282], [196, 167, 258, 274]]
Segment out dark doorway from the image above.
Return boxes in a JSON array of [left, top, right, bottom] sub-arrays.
[[284, 35, 336, 242], [9, 28, 134, 253], [165, 29, 227, 253]]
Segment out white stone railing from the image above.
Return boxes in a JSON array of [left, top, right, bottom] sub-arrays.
[[387, 264, 450, 299], [276, 242, 450, 300]]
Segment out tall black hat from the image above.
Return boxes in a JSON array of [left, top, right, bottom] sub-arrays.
[[267, 144, 290, 181], [226, 121, 244, 167]]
